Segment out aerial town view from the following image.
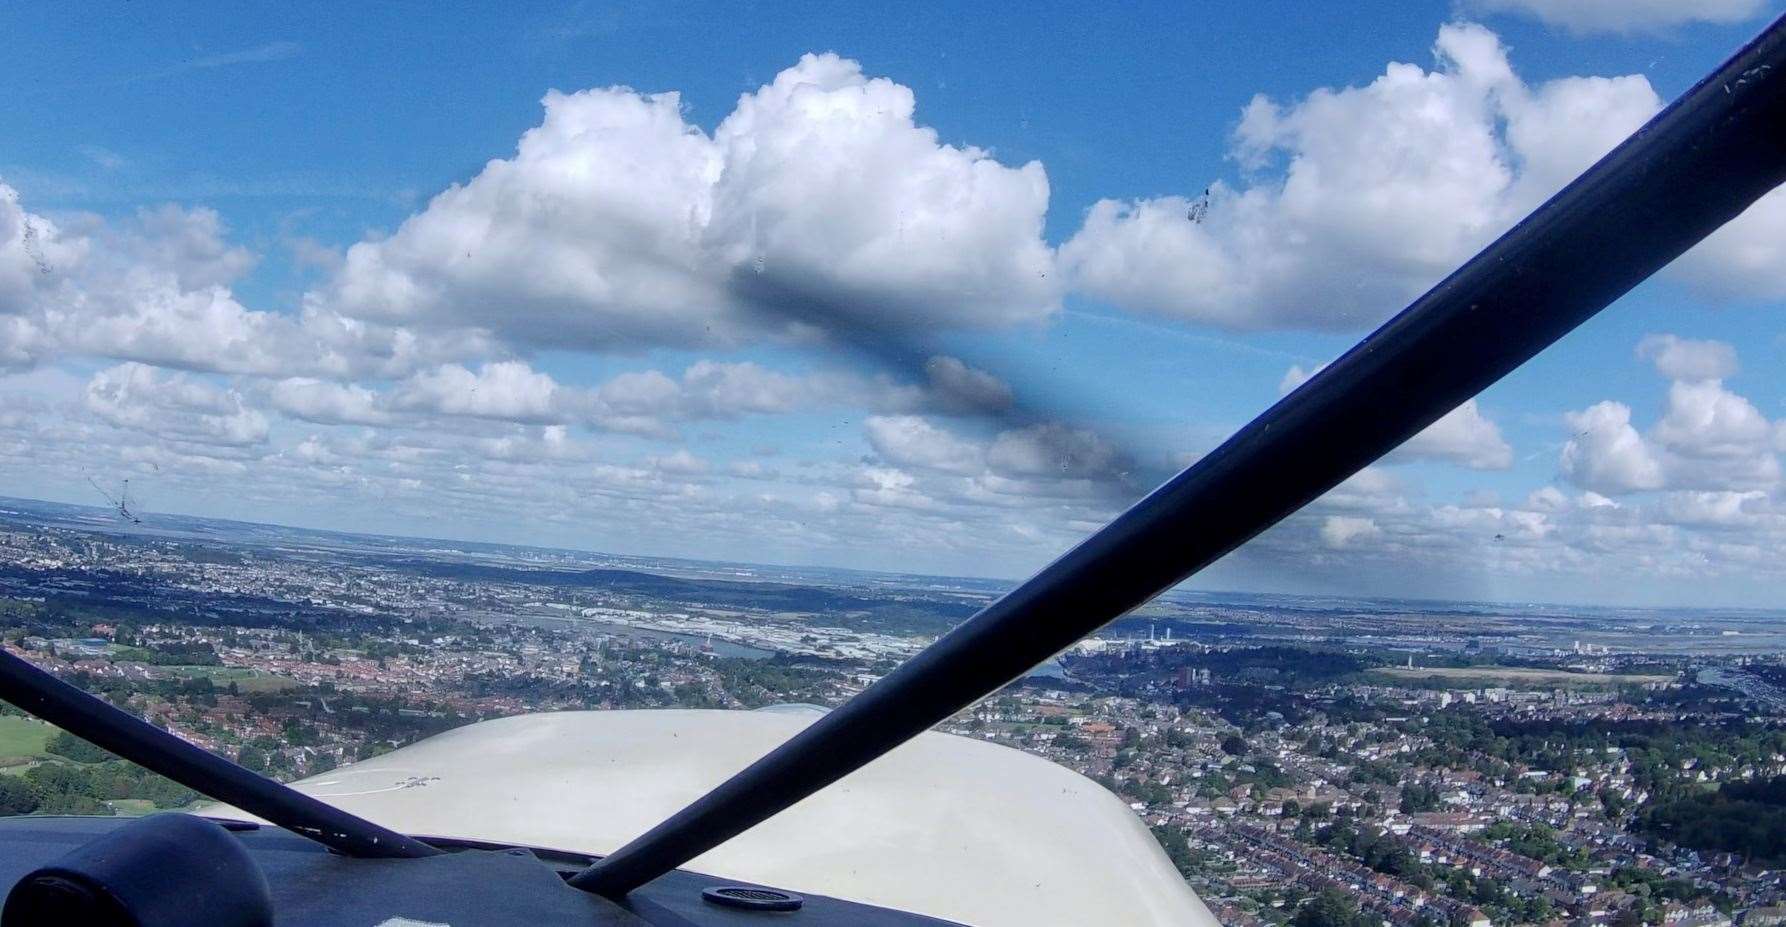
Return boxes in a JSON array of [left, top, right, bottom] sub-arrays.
[[2, 496, 1785, 927], [5, 4, 1786, 924]]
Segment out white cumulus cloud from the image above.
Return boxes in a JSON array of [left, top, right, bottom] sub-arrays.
[[84, 363, 269, 448], [1637, 334, 1739, 382], [863, 415, 985, 475], [389, 362, 566, 423], [1060, 22, 1786, 329], [1561, 400, 1668, 494], [1562, 338, 1783, 495], [314, 53, 1057, 354], [1320, 515, 1381, 549]]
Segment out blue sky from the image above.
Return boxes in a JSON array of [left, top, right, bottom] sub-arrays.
[[2, 1, 1785, 607]]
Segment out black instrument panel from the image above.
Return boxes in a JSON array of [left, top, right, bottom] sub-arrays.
[[0, 816, 963, 927]]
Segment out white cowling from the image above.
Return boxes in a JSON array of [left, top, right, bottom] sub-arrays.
[[207, 708, 1217, 927]]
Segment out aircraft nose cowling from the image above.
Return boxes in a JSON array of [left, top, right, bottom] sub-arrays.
[[202, 708, 1217, 927]]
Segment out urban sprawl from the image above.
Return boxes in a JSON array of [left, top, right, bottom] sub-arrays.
[[2, 500, 1785, 927]]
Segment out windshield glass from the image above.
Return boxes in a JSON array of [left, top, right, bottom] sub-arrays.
[[3, 4, 1786, 926]]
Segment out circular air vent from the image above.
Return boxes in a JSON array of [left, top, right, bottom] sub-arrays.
[[701, 885, 804, 912]]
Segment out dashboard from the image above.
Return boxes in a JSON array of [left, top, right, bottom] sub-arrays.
[[0, 815, 962, 927]]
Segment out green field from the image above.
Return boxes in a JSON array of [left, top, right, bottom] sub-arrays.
[[160, 665, 297, 693], [105, 799, 157, 815], [0, 716, 56, 761], [1371, 665, 1675, 688]]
